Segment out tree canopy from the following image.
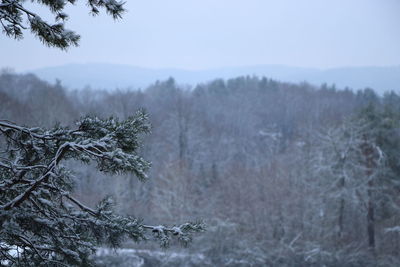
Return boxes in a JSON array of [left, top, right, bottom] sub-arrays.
[[1, 72, 400, 265]]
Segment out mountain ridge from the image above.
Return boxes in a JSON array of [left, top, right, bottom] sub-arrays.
[[26, 63, 400, 93]]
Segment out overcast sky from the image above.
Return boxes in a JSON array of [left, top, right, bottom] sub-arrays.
[[1, 0, 399, 71]]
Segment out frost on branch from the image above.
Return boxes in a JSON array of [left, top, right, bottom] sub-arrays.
[[0, 110, 205, 266], [0, 0, 125, 48]]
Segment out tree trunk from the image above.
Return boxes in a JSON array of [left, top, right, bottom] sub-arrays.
[[338, 176, 345, 241], [367, 183, 375, 250], [363, 138, 376, 251]]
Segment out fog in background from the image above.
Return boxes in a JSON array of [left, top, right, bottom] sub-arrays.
[[1, 0, 399, 71], [2, 71, 400, 266], [1, 0, 400, 266]]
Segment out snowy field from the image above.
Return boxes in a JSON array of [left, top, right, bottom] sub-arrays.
[[95, 248, 209, 267]]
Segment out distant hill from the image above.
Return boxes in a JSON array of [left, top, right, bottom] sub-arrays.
[[28, 63, 400, 93]]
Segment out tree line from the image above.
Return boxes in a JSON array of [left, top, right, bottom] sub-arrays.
[[1, 70, 400, 266]]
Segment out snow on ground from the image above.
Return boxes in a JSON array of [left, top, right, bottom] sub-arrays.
[[95, 247, 209, 267]]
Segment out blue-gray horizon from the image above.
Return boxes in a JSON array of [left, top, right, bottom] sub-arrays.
[[18, 62, 400, 74], [0, 0, 399, 72]]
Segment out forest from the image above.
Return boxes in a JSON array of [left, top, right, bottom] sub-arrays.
[[1, 69, 400, 266]]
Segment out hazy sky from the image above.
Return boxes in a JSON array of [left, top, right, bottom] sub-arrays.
[[1, 0, 399, 71]]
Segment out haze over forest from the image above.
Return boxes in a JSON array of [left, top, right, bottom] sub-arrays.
[[1, 0, 400, 266], [27, 63, 400, 93], [2, 70, 400, 265]]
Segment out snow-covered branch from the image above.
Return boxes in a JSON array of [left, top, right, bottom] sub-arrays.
[[0, 114, 203, 265]]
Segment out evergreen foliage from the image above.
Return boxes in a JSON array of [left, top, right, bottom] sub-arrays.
[[0, 0, 125, 48], [0, 111, 204, 266]]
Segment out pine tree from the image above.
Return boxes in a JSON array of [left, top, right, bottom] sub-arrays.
[[0, 111, 204, 266]]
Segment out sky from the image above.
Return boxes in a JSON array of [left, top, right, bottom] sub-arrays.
[[0, 0, 399, 72]]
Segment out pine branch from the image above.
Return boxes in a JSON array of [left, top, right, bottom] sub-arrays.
[[0, 115, 204, 265], [0, 0, 125, 48]]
